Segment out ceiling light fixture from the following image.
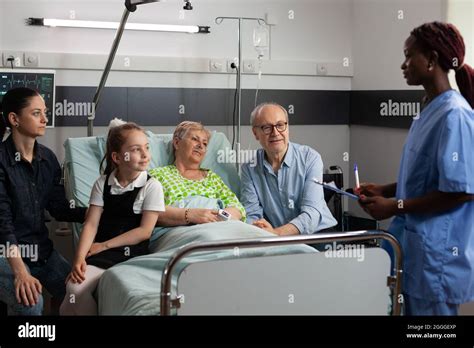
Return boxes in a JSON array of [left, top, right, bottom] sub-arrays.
[[27, 18, 210, 34]]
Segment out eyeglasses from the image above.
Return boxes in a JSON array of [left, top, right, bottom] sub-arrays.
[[253, 122, 288, 135]]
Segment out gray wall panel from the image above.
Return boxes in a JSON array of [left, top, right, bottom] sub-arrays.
[[54, 86, 351, 126], [350, 90, 426, 129]]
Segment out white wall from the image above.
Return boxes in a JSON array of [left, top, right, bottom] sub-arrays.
[[349, 0, 444, 222], [2, 0, 353, 60], [1, 0, 353, 185], [0, 1, 4, 51], [352, 0, 445, 91], [446, 0, 474, 89]]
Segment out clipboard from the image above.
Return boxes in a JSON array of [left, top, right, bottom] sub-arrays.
[[313, 178, 359, 200]]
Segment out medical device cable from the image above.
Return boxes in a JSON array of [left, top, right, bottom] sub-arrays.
[[254, 56, 263, 107], [231, 64, 239, 150]]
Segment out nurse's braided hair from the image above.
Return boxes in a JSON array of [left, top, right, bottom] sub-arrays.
[[100, 122, 145, 175], [411, 22, 474, 108]]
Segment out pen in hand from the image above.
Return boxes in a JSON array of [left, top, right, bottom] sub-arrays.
[[354, 163, 360, 189]]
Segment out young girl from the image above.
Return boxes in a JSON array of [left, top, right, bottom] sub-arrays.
[[60, 122, 165, 315]]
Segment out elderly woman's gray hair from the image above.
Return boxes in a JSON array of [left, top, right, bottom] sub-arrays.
[[250, 102, 289, 126], [172, 121, 211, 155]]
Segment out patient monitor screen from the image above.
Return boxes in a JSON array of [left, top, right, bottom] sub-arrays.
[[0, 69, 55, 127]]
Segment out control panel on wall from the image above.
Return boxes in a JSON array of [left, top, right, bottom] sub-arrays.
[[0, 69, 56, 128]]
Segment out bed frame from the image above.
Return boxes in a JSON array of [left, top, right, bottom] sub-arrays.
[[63, 132, 403, 315], [161, 230, 403, 315]]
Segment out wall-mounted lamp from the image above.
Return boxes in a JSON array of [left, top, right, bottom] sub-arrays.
[[27, 18, 210, 34]]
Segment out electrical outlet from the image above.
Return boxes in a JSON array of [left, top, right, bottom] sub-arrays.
[[3, 51, 23, 67], [24, 52, 39, 67], [243, 60, 257, 73], [209, 59, 224, 73], [227, 58, 239, 72]]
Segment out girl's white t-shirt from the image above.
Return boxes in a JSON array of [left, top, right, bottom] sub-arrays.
[[89, 170, 165, 214]]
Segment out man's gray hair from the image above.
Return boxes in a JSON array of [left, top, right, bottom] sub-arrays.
[[250, 102, 289, 126]]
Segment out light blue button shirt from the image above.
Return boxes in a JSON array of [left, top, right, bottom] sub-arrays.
[[240, 142, 337, 234], [389, 90, 474, 303]]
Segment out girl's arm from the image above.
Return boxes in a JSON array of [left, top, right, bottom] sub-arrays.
[[91, 211, 160, 253], [73, 205, 102, 263]]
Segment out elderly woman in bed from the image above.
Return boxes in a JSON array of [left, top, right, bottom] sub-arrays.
[[149, 121, 246, 226]]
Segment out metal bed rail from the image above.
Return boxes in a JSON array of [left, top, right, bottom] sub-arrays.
[[160, 230, 403, 315]]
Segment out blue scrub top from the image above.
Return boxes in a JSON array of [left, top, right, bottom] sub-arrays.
[[389, 90, 474, 303]]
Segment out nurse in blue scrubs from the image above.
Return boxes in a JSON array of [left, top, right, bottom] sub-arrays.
[[356, 22, 474, 315]]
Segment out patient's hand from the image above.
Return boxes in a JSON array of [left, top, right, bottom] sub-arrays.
[[253, 219, 276, 234], [87, 242, 107, 257], [187, 208, 220, 224]]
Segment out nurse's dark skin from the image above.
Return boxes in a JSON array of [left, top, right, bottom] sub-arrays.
[[354, 35, 473, 220]]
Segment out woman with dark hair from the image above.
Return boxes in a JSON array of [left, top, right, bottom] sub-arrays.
[[0, 87, 87, 315], [356, 22, 474, 315]]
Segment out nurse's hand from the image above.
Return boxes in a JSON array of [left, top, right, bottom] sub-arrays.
[[354, 183, 385, 197], [358, 195, 397, 220]]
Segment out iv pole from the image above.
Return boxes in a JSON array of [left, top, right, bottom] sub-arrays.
[[88, 0, 159, 136], [215, 16, 267, 172]]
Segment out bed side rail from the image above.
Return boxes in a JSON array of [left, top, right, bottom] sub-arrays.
[[160, 230, 403, 315]]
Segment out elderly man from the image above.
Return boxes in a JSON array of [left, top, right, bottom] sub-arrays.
[[241, 102, 337, 236]]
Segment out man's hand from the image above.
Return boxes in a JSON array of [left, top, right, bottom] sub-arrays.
[[358, 195, 397, 220], [253, 218, 277, 234], [14, 272, 42, 306]]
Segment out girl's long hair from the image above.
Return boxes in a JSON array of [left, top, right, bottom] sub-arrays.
[[100, 122, 145, 175]]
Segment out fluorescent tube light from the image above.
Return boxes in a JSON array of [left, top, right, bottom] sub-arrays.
[[27, 18, 210, 34]]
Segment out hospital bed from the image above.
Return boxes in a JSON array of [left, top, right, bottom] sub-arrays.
[[63, 130, 403, 315]]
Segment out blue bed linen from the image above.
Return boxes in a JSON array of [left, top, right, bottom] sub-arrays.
[[97, 220, 315, 315]]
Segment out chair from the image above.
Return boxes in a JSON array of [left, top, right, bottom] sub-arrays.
[[322, 172, 344, 231]]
